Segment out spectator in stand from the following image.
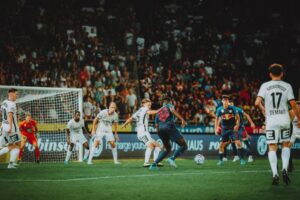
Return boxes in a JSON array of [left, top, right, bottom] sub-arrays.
[[126, 89, 137, 114]]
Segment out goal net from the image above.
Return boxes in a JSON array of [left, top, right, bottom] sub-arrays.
[[0, 86, 84, 163]]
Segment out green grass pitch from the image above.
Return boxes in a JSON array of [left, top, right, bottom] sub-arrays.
[[0, 158, 299, 200]]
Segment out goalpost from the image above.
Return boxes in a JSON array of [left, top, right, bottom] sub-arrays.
[[0, 85, 84, 163]]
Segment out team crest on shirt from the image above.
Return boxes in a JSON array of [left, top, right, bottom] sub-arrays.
[[221, 109, 224, 113]]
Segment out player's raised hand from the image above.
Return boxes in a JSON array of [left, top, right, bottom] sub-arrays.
[[250, 123, 256, 129], [115, 133, 120, 142], [233, 125, 239, 132], [121, 123, 127, 129]]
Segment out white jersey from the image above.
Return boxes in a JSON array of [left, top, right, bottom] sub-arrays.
[[67, 119, 85, 135], [132, 107, 149, 131], [97, 109, 119, 130], [1, 100, 18, 132], [257, 80, 295, 126], [292, 116, 300, 134]]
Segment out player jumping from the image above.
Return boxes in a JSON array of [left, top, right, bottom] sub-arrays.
[[122, 98, 161, 167], [149, 96, 187, 169], [0, 88, 21, 169], [255, 63, 300, 185], [88, 102, 120, 165], [215, 95, 245, 165], [18, 112, 40, 163], [64, 111, 90, 164]]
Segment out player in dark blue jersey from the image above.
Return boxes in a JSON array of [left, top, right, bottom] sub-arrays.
[[230, 100, 256, 162], [215, 95, 246, 165], [149, 96, 187, 169]]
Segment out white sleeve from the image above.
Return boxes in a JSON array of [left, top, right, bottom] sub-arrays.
[[114, 114, 119, 123], [67, 120, 72, 130], [97, 110, 105, 119], [257, 83, 266, 99], [287, 84, 295, 101], [80, 119, 85, 128], [7, 102, 16, 113]]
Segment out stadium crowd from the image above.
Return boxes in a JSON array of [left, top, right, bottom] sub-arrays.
[[1, 0, 299, 127]]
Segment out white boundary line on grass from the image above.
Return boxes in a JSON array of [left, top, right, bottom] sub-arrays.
[[0, 170, 272, 183]]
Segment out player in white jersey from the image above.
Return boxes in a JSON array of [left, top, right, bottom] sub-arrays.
[[255, 63, 300, 185], [88, 102, 120, 165], [64, 111, 90, 164], [287, 101, 300, 172], [0, 88, 21, 169], [122, 98, 161, 167]]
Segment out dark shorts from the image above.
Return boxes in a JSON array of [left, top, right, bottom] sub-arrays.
[[236, 126, 247, 141], [158, 127, 184, 143], [221, 129, 236, 142]]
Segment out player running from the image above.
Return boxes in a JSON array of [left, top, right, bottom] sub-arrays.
[[64, 111, 90, 164], [215, 95, 245, 165], [149, 96, 187, 169], [88, 102, 120, 165], [255, 63, 300, 185], [122, 98, 161, 167], [0, 88, 21, 169], [18, 112, 40, 163], [288, 101, 300, 172]]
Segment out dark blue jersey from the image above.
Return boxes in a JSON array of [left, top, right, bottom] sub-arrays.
[[155, 104, 175, 129], [235, 107, 245, 127], [216, 105, 238, 130]]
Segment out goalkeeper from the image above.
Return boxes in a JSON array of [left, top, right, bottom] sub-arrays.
[[18, 112, 40, 163]]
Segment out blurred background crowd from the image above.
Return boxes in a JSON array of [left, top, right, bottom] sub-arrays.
[[1, 0, 299, 127]]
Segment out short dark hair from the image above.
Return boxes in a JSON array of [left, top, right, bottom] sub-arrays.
[[221, 94, 231, 100], [74, 110, 81, 115], [162, 96, 171, 102], [269, 63, 283, 77], [8, 88, 18, 93]]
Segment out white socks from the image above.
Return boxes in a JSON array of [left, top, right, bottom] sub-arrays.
[[65, 150, 72, 162], [281, 147, 290, 171], [268, 151, 278, 177], [84, 149, 90, 160], [88, 146, 96, 163], [112, 147, 118, 163], [0, 147, 9, 156], [145, 147, 152, 164], [10, 148, 20, 163], [153, 147, 161, 161]]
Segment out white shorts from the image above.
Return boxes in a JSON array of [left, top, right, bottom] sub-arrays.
[[70, 133, 87, 145], [290, 131, 300, 144], [0, 130, 21, 146], [95, 129, 115, 142], [137, 128, 154, 145], [265, 123, 290, 144]]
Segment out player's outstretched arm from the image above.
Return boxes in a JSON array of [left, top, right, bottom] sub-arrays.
[[91, 117, 99, 135], [66, 129, 71, 145], [254, 97, 265, 116], [121, 117, 133, 128], [244, 112, 255, 128], [290, 100, 300, 128], [215, 117, 220, 135], [113, 122, 120, 141], [147, 110, 159, 115], [234, 114, 240, 132], [171, 110, 187, 127]]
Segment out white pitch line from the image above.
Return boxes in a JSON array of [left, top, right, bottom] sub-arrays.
[[0, 170, 271, 183]]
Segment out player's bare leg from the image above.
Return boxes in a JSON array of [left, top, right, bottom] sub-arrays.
[[17, 136, 27, 163], [88, 140, 100, 165], [281, 142, 291, 185], [82, 142, 90, 162], [150, 139, 171, 170], [109, 140, 120, 164], [268, 144, 279, 185]]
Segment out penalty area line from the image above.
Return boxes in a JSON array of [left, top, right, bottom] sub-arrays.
[[0, 169, 271, 183]]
